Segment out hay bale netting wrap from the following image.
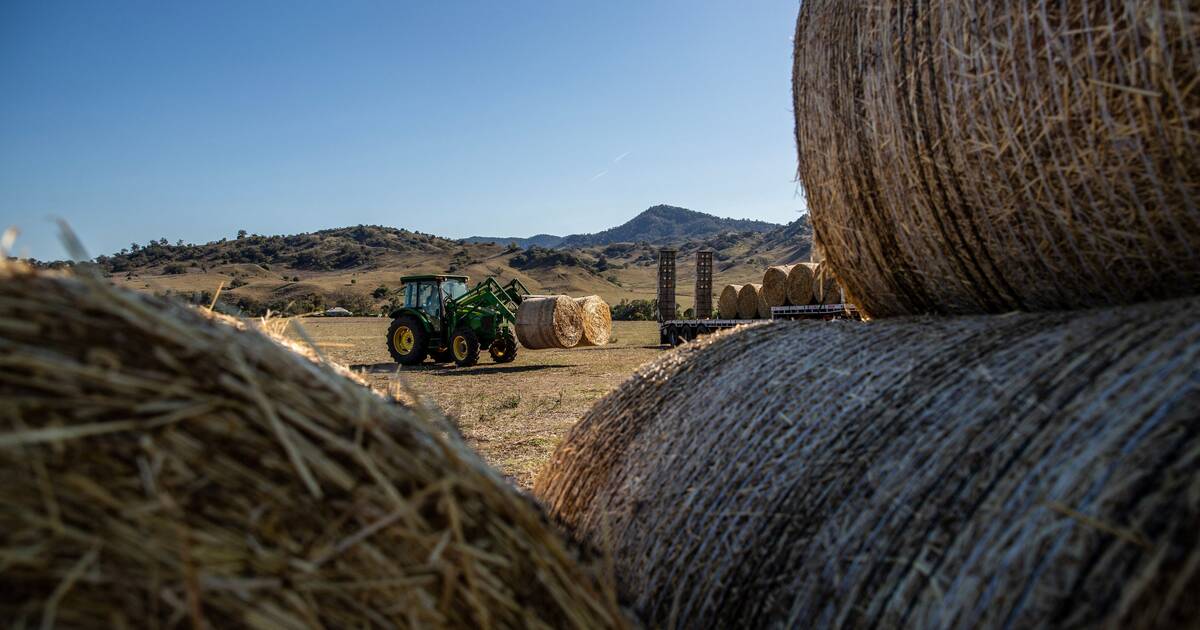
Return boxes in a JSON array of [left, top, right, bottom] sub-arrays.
[[535, 298, 1200, 628], [735, 283, 765, 320], [785, 262, 817, 306], [761, 265, 795, 307], [573, 295, 612, 346], [516, 295, 583, 349], [793, 1, 1200, 318], [718, 284, 743, 319], [0, 266, 626, 629]]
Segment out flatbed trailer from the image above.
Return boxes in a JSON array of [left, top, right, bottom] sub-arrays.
[[659, 304, 859, 346]]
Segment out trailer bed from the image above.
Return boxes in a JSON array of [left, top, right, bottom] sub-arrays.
[[659, 304, 859, 345]]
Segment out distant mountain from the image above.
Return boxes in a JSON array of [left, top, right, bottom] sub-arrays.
[[557, 205, 779, 248], [461, 234, 563, 248]]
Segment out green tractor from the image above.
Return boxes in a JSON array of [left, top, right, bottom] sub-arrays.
[[386, 274, 529, 367]]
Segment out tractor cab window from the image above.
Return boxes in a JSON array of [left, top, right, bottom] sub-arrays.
[[441, 279, 468, 302], [404, 282, 442, 325]]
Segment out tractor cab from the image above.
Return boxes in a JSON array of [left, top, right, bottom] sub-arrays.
[[400, 275, 469, 331]]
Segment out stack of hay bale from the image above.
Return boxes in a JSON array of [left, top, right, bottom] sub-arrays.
[[717, 260, 843, 320], [536, 1, 1200, 628], [515, 294, 611, 348], [0, 263, 628, 628]]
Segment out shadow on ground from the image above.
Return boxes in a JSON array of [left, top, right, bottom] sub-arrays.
[[350, 362, 574, 376]]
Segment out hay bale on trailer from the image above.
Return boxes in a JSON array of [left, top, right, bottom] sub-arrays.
[[718, 284, 743, 319], [536, 298, 1200, 628], [813, 261, 842, 305], [736, 283, 765, 319], [574, 295, 612, 346], [793, 0, 1200, 318], [516, 295, 583, 349], [761, 265, 795, 307], [786, 262, 818, 306], [0, 265, 626, 629]]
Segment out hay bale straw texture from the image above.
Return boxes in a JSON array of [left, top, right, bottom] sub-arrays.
[[786, 262, 818, 306], [718, 285, 742, 319], [761, 265, 795, 307], [735, 284, 766, 320], [0, 265, 626, 629], [813, 261, 842, 305], [573, 295, 612, 346], [536, 298, 1200, 628], [516, 295, 583, 349], [793, 1, 1200, 318]]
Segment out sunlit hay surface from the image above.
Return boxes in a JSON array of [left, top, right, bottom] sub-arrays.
[[516, 295, 584, 350], [536, 299, 1200, 628], [574, 295, 613, 347], [718, 284, 743, 319], [736, 283, 764, 320], [785, 262, 817, 306], [0, 263, 627, 629], [761, 265, 795, 307], [793, 0, 1200, 318]]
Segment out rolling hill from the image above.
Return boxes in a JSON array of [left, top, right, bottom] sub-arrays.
[[462, 234, 564, 248], [556, 205, 779, 248], [44, 206, 811, 318]]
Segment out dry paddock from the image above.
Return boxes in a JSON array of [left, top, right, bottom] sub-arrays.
[[288, 318, 664, 488]]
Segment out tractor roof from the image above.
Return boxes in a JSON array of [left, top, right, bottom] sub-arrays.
[[400, 274, 469, 283]]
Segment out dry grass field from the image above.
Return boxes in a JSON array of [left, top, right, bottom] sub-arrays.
[[287, 318, 665, 488]]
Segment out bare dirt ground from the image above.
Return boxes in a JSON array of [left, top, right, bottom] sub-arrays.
[[287, 318, 664, 487]]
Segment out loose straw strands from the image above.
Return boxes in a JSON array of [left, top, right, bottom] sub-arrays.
[[0, 264, 628, 629]]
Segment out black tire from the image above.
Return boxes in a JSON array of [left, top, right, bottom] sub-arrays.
[[489, 331, 518, 364], [386, 315, 428, 365], [450, 327, 481, 367]]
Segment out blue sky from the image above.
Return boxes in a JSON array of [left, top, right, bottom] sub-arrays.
[[1, 1, 804, 260]]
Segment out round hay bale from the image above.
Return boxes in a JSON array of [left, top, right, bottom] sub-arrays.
[[813, 261, 842, 305], [793, 1, 1200, 318], [785, 262, 817, 306], [0, 265, 626, 629], [736, 283, 764, 319], [536, 297, 1200, 628], [516, 295, 583, 349], [761, 265, 795, 307], [718, 284, 743, 319], [574, 295, 612, 346]]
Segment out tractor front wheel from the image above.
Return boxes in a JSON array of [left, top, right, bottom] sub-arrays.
[[387, 316, 428, 365], [489, 334, 518, 364], [450, 327, 481, 367]]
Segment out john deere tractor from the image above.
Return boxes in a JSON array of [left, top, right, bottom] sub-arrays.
[[386, 274, 528, 367]]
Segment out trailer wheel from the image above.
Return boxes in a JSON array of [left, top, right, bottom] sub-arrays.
[[450, 327, 481, 367]]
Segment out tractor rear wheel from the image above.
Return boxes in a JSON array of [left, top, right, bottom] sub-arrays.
[[450, 327, 481, 367], [489, 334, 518, 364], [387, 315, 428, 365]]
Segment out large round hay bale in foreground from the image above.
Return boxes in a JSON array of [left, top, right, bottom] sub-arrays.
[[736, 283, 764, 319], [785, 262, 817, 306], [793, 0, 1200, 318], [761, 265, 794, 307], [516, 295, 583, 349], [718, 284, 742, 319], [0, 265, 626, 629], [573, 295, 612, 346], [536, 297, 1200, 628]]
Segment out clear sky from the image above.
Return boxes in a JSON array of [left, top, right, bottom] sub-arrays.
[[1, 1, 804, 260]]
